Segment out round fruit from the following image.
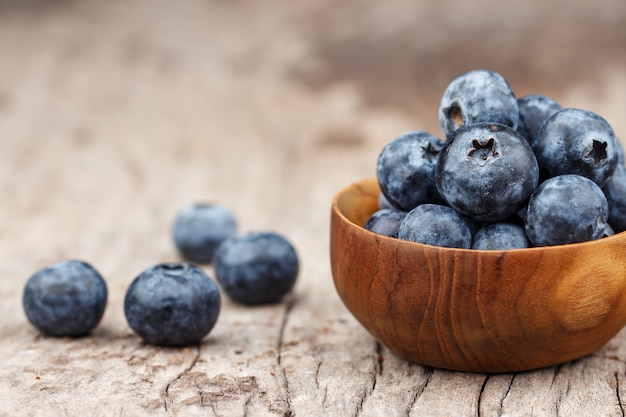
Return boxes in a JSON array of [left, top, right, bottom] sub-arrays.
[[438, 69, 519, 138], [213, 232, 299, 305], [23, 260, 107, 337], [124, 263, 221, 346], [172, 203, 238, 264], [436, 123, 539, 223]]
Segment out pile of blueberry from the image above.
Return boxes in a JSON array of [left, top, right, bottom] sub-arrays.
[[369, 69, 625, 250], [22, 203, 299, 346]]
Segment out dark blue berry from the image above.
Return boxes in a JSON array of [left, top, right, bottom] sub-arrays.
[[23, 260, 107, 337], [525, 174, 609, 246], [532, 108, 619, 187], [471, 223, 529, 250], [603, 164, 626, 233], [438, 69, 518, 139], [213, 232, 299, 305], [172, 203, 238, 263], [363, 208, 407, 238], [376, 130, 444, 212], [397, 204, 472, 248], [124, 263, 221, 346], [616, 138, 624, 166], [516, 94, 562, 144], [436, 123, 539, 223]]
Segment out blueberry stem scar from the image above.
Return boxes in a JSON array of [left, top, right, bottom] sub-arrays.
[[468, 138, 499, 160]]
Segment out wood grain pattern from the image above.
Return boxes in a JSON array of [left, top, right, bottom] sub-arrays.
[[331, 178, 626, 373]]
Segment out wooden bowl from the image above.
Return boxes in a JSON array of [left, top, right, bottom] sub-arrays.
[[330, 177, 626, 373]]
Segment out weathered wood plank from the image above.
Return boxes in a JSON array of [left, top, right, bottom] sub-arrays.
[[0, 1, 624, 416]]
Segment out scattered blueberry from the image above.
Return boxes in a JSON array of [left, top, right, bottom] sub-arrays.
[[525, 174, 609, 246], [213, 232, 299, 305], [602, 164, 626, 233], [124, 263, 221, 346], [438, 69, 518, 139], [435, 123, 539, 223], [376, 130, 444, 211], [532, 108, 619, 187], [364, 208, 407, 238], [397, 204, 472, 248], [172, 203, 238, 263], [23, 260, 107, 337], [471, 223, 529, 250], [516, 94, 562, 144]]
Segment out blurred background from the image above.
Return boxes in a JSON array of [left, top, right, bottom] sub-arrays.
[[0, 0, 624, 291]]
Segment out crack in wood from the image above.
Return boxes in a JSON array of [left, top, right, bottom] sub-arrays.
[[476, 374, 490, 417], [162, 343, 201, 415], [406, 367, 434, 415], [616, 371, 625, 417], [276, 297, 296, 416], [499, 374, 515, 416], [355, 340, 383, 417]]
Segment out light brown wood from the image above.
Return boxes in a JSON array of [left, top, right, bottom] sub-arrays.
[[0, 1, 625, 416], [331, 177, 626, 373]]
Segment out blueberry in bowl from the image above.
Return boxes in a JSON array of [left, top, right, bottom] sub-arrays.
[[376, 130, 444, 212], [532, 108, 619, 187], [330, 177, 626, 373], [435, 123, 539, 223], [438, 69, 519, 139]]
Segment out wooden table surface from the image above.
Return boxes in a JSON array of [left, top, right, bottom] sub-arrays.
[[1, 1, 625, 416]]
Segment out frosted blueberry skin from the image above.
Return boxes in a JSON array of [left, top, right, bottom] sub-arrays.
[[213, 232, 299, 305], [23, 260, 107, 337], [363, 208, 407, 238], [525, 174, 609, 247], [532, 108, 619, 187], [376, 130, 444, 212], [172, 203, 238, 264], [471, 223, 529, 250], [378, 192, 397, 210], [124, 263, 221, 346], [436, 123, 539, 223], [603, 164, 626, 233], [398, 204, 472, 248], [516, 94, 562, 144], [438, 69, 518, 139]]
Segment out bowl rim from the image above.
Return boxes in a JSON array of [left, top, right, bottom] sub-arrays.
[[332, 176, 626, 255]]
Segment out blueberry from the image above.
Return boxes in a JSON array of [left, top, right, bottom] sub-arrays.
[[378, 192, 397, 210], [532, 108, 619, 187], [602, 164, 626, 233], [471, 223, 529, 250], [397, 204, 472, 248], [438, 69, 518, 139], [436, 123, 539, 223], [525, 174, 609, 246], [124, 263, 220, 346], [172, 203, 238, 263], [616, 138, 625, 166], [213, 232, 299, 305], [516, 94, 562, 144], [22, 260, 107, 337], [376, 130, 444, 212], [363, 208, 407, 238]]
